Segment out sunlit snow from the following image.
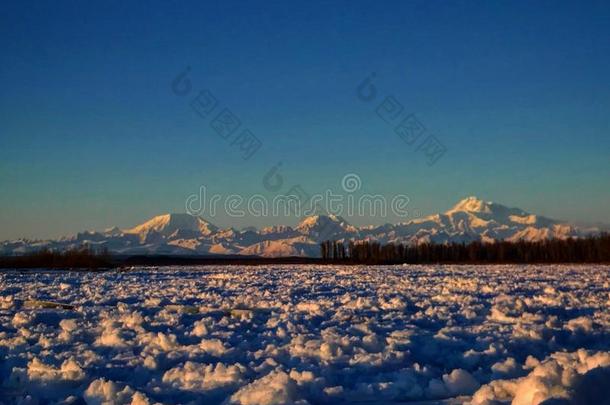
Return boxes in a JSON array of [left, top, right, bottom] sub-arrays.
[[1, 265, 609, 404]]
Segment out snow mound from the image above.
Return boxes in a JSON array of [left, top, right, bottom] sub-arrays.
[[228, 371, 300, 405], [162, 361, 246, 392], [471, 349, 610, 405]]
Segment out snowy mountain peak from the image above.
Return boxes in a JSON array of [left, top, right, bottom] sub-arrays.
[[103, 226, 123, 237], [124, 213, 218, 238], [295, 214, 358, 242], [449, 196, 494, 214], [0, 200, 597, 257], [296, 214, 353, 231]]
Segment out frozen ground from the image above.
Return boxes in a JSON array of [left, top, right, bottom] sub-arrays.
[[0, 265, 609, 405]]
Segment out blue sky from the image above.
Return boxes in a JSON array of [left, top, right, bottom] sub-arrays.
[[1, 0, 609, 239]]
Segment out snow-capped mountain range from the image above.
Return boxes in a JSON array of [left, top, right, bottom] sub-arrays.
[[1, 197, 601, 257]]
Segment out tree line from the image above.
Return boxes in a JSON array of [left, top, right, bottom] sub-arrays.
[[0, 246, 113, 269], [320, 233, 610, 264]]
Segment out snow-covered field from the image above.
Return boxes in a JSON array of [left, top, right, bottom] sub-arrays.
[[1, 265, 609, 405]]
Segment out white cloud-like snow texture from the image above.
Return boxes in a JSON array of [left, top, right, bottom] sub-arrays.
[[0, 265, 609, 404]]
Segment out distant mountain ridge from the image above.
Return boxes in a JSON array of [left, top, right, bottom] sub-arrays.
[[1, 197, 600, 257]]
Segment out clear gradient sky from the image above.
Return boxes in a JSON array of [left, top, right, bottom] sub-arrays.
[[1, 0, 609, 239]]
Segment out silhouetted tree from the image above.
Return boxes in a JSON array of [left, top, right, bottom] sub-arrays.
[[322, 233, 610, 264]]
